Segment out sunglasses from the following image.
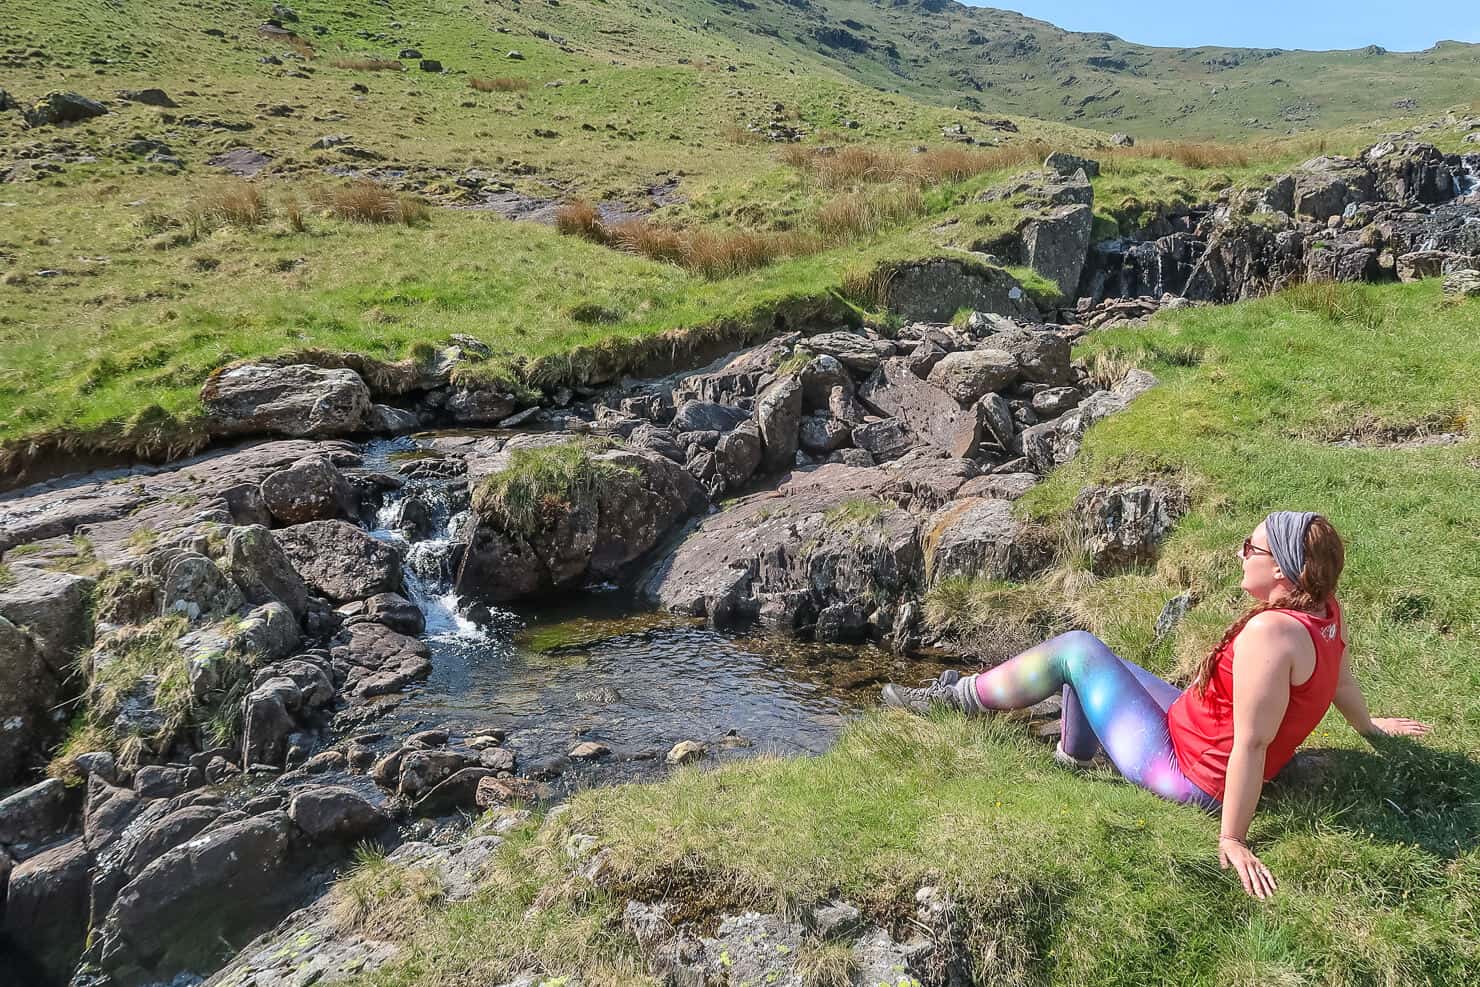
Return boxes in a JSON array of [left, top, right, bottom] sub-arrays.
[[1240, 537, 1273, 560]]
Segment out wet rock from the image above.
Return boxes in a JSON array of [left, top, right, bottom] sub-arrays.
[[923, 497, 1048, 584], [335, 623, 431, 698], [201, 364, 372, 438], [363, 592, 424, 635], [479, 747, 516, 772], [275, 520, 403, 602], [1363, 141, 1456, 204], [881, 258, 1036, 322], [241, 678, 300, 767], [569, 741, 610, 760], [23, 90, 109, 127], [926, 348, 1019, 405], [1023, 202, 1094, 296], [860, 359, 984, 458], [414, 767, 494, 816], [1074, 484, 1188, 573], [0, 837, 93, 982], [666, 740, 705, 765], [755, 376, 804, 473], [288, 786, 389, 843], [398, 750, 474, 800], [0, 777, 78, 850], [223, 524, 309, 619], [1183, 220, 1306, 302], [260, 455, 358, 525], [0, 567, 95, 786]]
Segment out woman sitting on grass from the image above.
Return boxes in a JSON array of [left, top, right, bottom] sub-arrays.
[[880, 511, 1432, 899]]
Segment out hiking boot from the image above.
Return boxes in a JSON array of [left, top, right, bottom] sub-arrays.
[[880, 679, 963, 715]]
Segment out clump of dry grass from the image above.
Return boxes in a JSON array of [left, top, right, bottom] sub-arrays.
[[326, 181, 429, 225], [721, 124, 764, 145], [555, 199, 607, 243], [331, 846, 445, 937], [1107, 140, 1251, 169], [285, 35, 316, 60], [782, 141, 1051, 189], [469, 76, 530, 92], [330, 57, 403, 71], [815, 187, 925, 241], [608, 219, 809, 278]]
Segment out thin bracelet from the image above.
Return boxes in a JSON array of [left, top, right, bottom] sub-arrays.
[[1218, 834, 1249, 847]]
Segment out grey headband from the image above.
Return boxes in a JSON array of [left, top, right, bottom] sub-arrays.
[[1264, 511, 1318, 586]]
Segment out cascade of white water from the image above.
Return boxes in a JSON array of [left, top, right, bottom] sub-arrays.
[[370, 480, 489, 642]]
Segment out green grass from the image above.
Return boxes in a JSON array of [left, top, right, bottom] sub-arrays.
[[472, 441, 639, 536], [822, 497, 890, 528], [327, 280, 1479, 986]]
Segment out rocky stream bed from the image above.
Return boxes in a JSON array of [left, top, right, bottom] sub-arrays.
[[2, 138, 1479, 987]]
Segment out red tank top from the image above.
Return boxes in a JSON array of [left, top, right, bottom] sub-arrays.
[[1167, 600, 1344, 801]]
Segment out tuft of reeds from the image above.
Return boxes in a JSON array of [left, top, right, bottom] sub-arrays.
[[554, 199, 607, 243], [329, 57, 403, 71], [814, 187, 925, 241], [469, 76, 530, 92], [326, 181, 429, 225]]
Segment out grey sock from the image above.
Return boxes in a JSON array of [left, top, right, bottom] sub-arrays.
[[953, 675, 986, 715]]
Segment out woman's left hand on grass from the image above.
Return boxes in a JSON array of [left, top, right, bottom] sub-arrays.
[[1369, 717, 1433, 738]]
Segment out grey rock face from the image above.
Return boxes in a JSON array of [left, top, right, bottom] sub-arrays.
[[223, 525, 309, 619], [1023, 202, 1094, 296], [0, 837, 94, 982], [1044, 151, 1099, 179], [851, 418, 912, 462], [155, 551, 244, 622], [334, 622, 431, 700], [287, 787, 389, 843], [715, 421, 764, 488], [201, 364, 372, 438], [860, 359, 983, 458], [1074, 484, 1189, 573], [754, 376, 803, 474], [23, 90, 109, 127], [0, 567, 95, 785], [275, 520, 404, 602], [923, 497, 1049, 584], [1292, 156, 1375, 221], [93, 811, 306, 982], [926, 348, 1019, 405], [880, 258, 1036, 322], [1363, 140, 1456, 205], [1021, 370, 1159, 474], [0, 777, 78, 850], [672, 400, 749, 433], [260, 455, 358, 525], [1442, 268, 1480, 298]]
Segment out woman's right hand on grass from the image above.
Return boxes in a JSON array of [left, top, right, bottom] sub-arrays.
[[1368, 716, 1432, 738], [1219, 836, 1278, 900]]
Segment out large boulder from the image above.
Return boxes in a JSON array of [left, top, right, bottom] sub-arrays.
[[455, 447, 707, 604], [153, 551, 244, 622], [672, 400, 749, 433], [642, 465, 928, 635], [1444, 269, 1480, 298], [260, 456, 358, 525], [23, 90, 108, 127], [1291, 156, 1375, 221], [1363, 141, 1456, 205], [287, 787, 389, 843], [444, 388, 516, 425], [0, 568, 94, 786], [879, 258, 1037, 322], [274, 520, 403, 602], [859, 359, 985, 458], [1021, 370, 1159, 474], [922, 498, 1049, 584], [715, 422, 764, 488], [92, 811, 308, 983], [1074, 484, 1188, 573], [754, 376, 803, 474], [334, 622, 432, 699], [200, 364, 372, 438], [926, 349, 1019, 405], [1305, 240, 1379, 284], [0, 838, 93, 982], [1022, 203, 1094, 297], [222, 525, 309, 619], [0, 777, 79, 851], [1183, 222, 1306, 303]]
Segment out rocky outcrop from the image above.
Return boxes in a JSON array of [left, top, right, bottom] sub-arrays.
[[1073, 484, 1189, 573], [0, 568, 95, 785], [455, 446, 707, 604], [201, 365, 373, 439], [260, 455, 359, 525], [879, 258, 1036, 322], [275, 520, 404, 602], [23, 91, 109, 128], [1023, 203, 1094, 296]]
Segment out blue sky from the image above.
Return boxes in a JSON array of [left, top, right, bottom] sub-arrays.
[[969, 2, 1480, 52]]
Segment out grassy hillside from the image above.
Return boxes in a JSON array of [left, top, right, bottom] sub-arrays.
[[323, 278, 1480, 987], [4, 0, 1402, 457]]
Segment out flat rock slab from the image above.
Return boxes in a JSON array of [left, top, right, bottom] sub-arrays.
[[859, 359, 983, 458]]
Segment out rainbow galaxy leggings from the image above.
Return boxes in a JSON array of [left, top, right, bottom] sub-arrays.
[[954, 631, 1220, 809]]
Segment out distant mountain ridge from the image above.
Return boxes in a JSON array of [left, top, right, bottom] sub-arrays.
[[643, 0, 1479, 137]]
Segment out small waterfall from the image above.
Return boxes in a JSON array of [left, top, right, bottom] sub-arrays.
[[370, 474, 489, 642], [1455, 156, 1479, 198]]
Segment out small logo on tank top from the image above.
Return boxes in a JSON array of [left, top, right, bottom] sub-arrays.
[[1322, 624, 1337, 640]]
